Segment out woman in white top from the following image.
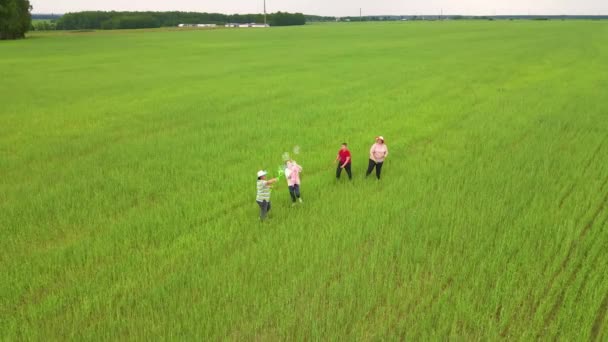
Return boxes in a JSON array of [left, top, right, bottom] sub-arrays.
[[366, 136, 388, 180], [256, 170, 278, 221]]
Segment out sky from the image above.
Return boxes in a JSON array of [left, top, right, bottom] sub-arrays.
[[31, 0, 608, 16]]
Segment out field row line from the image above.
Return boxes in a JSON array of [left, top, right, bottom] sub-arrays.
[[540, 175, 608, 336]]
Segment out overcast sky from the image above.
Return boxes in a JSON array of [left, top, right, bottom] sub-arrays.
[[31, 0, 608, 16]]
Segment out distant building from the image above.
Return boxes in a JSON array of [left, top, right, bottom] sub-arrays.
[[178, 24, 217, 28], [225, 23, 270, 28], [246, 23, 270, 28]]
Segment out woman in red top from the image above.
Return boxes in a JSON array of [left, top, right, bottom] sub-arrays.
[[336, 143, 352, 180]]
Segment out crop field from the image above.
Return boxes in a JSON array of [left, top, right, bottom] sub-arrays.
[[1, 21, 608, 339]]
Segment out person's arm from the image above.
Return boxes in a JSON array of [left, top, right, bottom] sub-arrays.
[[336, 153, 340, 161], [341, 156, 350, 168], [370, 145, 376, 162], [266, 178, 278, 185]]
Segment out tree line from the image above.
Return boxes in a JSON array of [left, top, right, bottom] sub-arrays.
[[55, 11, 306, 30], [0, 0, 31, 39]]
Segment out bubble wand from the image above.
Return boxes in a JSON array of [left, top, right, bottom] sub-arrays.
[[276, 165, 286, 180]]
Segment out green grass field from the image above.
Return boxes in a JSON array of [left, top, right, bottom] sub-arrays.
[[2, 21, 608, 339]]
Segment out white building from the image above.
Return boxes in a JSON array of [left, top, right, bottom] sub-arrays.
[[246, 23, 270, 28], [178, 24, 217, 28], [225, 23, 270, 28]]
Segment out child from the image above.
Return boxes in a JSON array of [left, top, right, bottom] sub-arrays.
[[285, 160, 303, 205], [336, 143, 352, 180]]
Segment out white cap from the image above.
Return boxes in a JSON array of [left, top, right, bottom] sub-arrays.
[[257, 170, 267, 178], [378, 136, 385, 141]]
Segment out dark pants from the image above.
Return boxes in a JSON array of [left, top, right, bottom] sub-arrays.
[[366, 159, 384, 179], [288, 184, 301, 202], [256, 200, 271, 220], [336, 162, 352, 180]]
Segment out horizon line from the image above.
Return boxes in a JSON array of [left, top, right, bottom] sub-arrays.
[[31, 11, 608, 16]]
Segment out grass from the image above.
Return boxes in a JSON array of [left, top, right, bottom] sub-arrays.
[[1, 21, 608, 339]]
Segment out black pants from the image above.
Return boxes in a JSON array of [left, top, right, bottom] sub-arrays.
[[336, 162, 352, 180], [288, 184, 301, 202], [366, 159, 384, 179], [256, 200, 271, 220]]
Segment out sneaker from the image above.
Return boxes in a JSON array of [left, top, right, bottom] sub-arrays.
[[292, 203, 296, 207], [298, 198, 303, 203]]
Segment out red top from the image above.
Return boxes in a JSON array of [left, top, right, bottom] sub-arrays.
[[338, 149, 351, 164]]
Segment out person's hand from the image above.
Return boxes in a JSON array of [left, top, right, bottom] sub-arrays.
[[340, 164, 345, 169]]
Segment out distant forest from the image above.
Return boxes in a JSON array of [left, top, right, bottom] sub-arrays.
[[53, 11, 308, 30], [30, 13, 608, 31]]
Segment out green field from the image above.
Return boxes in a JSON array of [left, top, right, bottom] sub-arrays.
[[2, 21, 608, 339]]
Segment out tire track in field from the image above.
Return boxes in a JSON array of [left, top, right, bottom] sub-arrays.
[[573, 217, 608, 301], [589, 214, 608, 342], [592, 291, 608, 341], [392, 197, 524, 335], [508, 126, 534, 152], [501, 175, 608, 337], [495, 187, 549, 337], [521, 136, 608, 335], [559, 135, 608, 208], [361, 198, 455, 332], [542, 199, 608, 332], [570, 212, 608, 341], [500, 187, 608, 339], [540, 180, 608, 333]]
